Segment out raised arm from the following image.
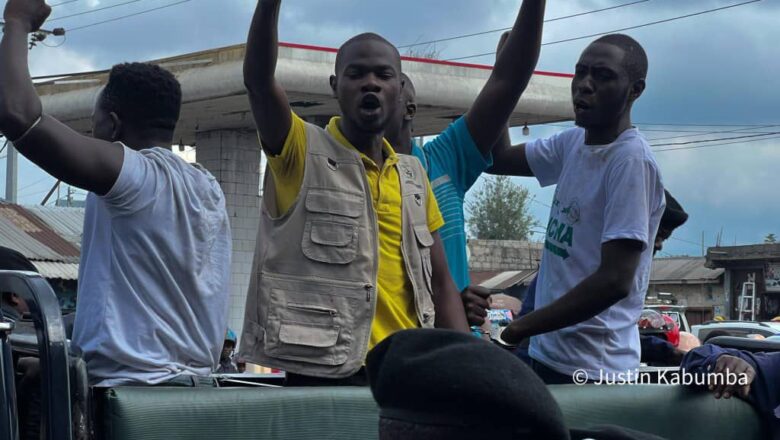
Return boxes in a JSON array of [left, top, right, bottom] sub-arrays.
[[501, 239, 643, 343], [485, 125, 533, 176], [244, 0, 291, 155], [464, 0, 546, 157], [430, 232, 470, 333], [0, 0, 123, 195]]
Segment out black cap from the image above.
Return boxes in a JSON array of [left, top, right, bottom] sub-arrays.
[[660, 190, 688, 232], [366, 329, 570, 439], [0, 246, 38, 272]]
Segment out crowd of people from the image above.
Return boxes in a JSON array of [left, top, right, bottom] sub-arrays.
[[0, 0, 778, 438]]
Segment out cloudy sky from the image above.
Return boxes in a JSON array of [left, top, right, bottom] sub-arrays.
[[1, 0, 778, 256]]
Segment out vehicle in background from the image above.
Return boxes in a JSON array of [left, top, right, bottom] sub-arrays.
[[646, 304, 690, 333], [692, 320, 780, 343]]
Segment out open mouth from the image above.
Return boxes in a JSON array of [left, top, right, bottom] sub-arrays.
[[573, 98, 592, 113], [360, 94, 381, 111]]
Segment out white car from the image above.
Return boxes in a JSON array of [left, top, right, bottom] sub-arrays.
[[691, 321, 780, 343]]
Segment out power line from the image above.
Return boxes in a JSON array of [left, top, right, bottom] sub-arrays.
[[49, 0, 145, 22], [530, 197, 551, 209], [446, 0, 762, 61], [650, 131, 780, 148], [67, 0, 191, 33], [50, 0, 81, 7], [540, 122, 776, 136], [669, 236, 705, 247], [654, 134, 780, 153], [646, 125, 779, 142], [397, 0, 649, 49], [17, 176, 53, 194], [636, 122, 776, 128]]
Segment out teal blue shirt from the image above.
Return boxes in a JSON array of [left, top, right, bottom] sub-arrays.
[[411, 116, 492, 291]]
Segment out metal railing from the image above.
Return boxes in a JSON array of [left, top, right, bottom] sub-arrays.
[[0, 270, 72, 440]]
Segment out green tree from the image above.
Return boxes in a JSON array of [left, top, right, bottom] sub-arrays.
[[765, 233, 777, 244], [467, 176, 537, 240]]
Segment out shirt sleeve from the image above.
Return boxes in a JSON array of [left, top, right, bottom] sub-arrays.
[[101, 145, 162, 215], [264, 111, 308, 215], [525, 130, 569, 187], [422, 116, 492, 197], [601, 157, 661, 250], [682, 346, 780, 418], [425, 178, 445, 233]]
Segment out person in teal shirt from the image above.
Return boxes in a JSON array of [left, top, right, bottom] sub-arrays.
[[385, 4, 546, 295]]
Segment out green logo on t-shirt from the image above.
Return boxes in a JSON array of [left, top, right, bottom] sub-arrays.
[[545, 198, 576, 260]]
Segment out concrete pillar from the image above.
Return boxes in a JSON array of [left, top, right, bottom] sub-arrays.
[[724, 269, 732, 319], [196, 129, 262, 336], [5, 142, 18, 203]]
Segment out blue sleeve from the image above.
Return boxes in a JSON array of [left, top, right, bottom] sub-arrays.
[[682, 346, 780, 418], [518, 277, 537, 318], [422, 116, 492, 197], [748, 351, 780, 419], [681, 345, 752, 373], [640, 335, 676, 364]]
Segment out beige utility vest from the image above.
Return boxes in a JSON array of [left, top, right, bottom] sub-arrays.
[[240, 121, 436, 378]]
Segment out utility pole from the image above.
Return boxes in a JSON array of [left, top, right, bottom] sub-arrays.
[[4, 142, 17, 203], [701, 231, 705, 257]]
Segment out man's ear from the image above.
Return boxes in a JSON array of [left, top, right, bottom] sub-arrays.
[[109, 112, 122, 142], [329, 75, 338, 98], [405, 102, 417, 122], [630, 79, 646, 102]]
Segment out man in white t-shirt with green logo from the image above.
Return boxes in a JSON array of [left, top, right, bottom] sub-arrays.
[[488, 34, 665, 384]]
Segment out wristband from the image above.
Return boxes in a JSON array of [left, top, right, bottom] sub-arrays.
[[9, 114, 43, 144]]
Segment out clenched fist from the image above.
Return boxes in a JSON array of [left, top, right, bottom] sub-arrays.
[[462, 285, 492, 326], [4, 0, 52, 33]]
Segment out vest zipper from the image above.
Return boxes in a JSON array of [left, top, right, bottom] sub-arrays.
[[365, 284, 373, 302], [287, 303, 338, 316]]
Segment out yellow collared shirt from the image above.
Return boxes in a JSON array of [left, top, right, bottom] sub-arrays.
[[264, 112, 444, 350]]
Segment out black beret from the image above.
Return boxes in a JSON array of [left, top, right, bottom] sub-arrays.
[[660, 190, 688, 232], [366, 329, 570, 439], [0, 246, 38, 272]]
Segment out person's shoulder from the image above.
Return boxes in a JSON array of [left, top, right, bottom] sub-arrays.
[[556, 126, 586, 143], [559, 126, 586, 139], [143, 148, 224, 196], [531, 126, 584, 150], [410, 143, 428, 168], [611, 129, 659, 167], [397, 152, 427, 173]]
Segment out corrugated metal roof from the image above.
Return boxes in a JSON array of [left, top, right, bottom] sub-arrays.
[[30, 261, 79, 280], [651, 257, 724, 284], [0, 203, 80, 264], [476, 269, 537, 290], [25, 206, 84, 247]]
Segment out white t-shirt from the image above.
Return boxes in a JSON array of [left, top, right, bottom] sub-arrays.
[[526, 127, 665, 378], [71, 145, 232, 386]]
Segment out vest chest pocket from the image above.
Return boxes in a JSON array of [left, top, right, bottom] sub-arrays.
[[414, 225, 435, 294], [302, 190, 364, 264]]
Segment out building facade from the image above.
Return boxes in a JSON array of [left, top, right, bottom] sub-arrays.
[[706, 244, 780, 320]]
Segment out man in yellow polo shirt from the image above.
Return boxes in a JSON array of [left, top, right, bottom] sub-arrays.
[[239, 0, 469, 385], [268, 112, 445, 351]]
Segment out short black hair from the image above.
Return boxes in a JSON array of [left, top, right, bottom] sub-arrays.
[[592, 33, 648, 83], [0, 246, 38, 272], [100, 62, 182, 131], [400, 73, 416, 100], [335, 33, 401, 74], [660, 190, 688, 232]]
